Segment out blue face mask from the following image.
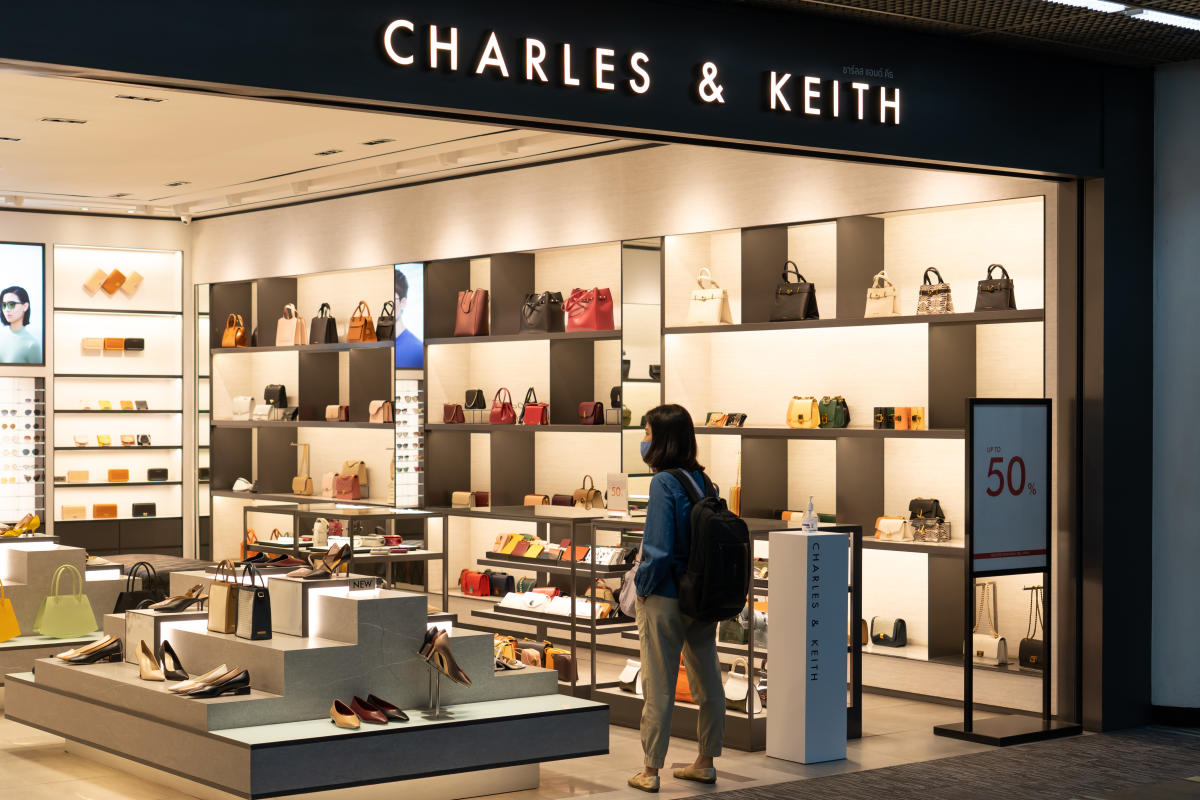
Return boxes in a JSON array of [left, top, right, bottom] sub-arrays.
[[640, 440, 652, 461]]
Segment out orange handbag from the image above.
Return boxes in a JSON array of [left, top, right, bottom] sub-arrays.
[[334, 474, 362, 500], [454, 289, 489, 336], [221, 313, 248, 348], [241, 529, 260, 560], [347, 301, 377, 342], [675, 660, 693, 703], [92, 504, 119, 519]]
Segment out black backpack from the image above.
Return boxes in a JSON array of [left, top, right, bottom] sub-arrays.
[[668, 469, 751, 623]]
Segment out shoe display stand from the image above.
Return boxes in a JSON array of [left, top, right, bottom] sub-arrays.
[[0, 377, 45, 530], [0, 543, 126, 684], [5, 586, 609, 799]]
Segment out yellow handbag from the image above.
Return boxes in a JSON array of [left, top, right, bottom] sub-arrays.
[[786, 396, 819, 429], [0, 578, 20, 642]]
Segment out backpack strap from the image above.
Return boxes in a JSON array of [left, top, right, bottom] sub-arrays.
[[666, 469, 716, 502]]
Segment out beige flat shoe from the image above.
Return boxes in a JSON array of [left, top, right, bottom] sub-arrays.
[[56, 635, 115, 661], [627, 772, 660, 793], [673, 766, 717, 784], [171, 663, 229, 694]]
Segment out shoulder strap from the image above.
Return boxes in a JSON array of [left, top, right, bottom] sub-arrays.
[[524, 387, 537, 405], [283, 303, 296, 319], [241, 563, 262, 588], [667, 468, 707, 503]]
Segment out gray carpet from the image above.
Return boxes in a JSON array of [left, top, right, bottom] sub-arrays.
[[707, 727, 1200, 800]]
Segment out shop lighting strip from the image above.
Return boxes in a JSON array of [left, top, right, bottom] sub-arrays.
[[1046, 0, 1200, 30]]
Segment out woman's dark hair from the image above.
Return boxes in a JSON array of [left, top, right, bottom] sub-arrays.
[[644, 404, 703, 473], [0, 286, 30, 326]]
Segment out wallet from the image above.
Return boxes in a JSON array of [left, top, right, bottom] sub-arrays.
[[325, 404, 350, 421], [132, 503, 156, 517], [137, 434, 151, 446], [97, 434, 112, 447], [120, 434, 135, 446], [120, 271, 144, 296], [81, 338, 103, 352], [123, 338, 144, 351], [93, 504, 119, 519], [147, 468, 168, 481], [107, 469, 129, 482], [98, 400, 112, 410], [61, 505, 87, 520], [100, 269, 126, 295], [67, 470, 89, 483], [103, 337, 125, 351], [120, 400, 134, 410], [72, 435, 89, 447], [524, 494, 549, 506], [82, 269, 107, 295], [135, 400, 149, 410]]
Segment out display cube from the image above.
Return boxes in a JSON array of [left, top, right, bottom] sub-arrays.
[[123, 608, 208, 665], [265, 574, 354, 637]]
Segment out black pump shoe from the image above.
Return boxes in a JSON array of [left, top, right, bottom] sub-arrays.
[[187, 668, 250, 698], [65, 637, 123, 664], [153, 594, 207, 613], [156, 640, 188, 682]]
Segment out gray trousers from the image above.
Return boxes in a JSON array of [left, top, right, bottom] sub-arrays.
[[636, 594, 725, 768]]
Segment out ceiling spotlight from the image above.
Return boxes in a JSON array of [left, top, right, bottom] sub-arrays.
[[165, 180, 191, 187], [115, 94, 164, 103], [0, 136, 20, 142], [362, 138, 396, 146]]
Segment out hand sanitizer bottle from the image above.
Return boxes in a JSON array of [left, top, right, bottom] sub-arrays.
[[801, 495, 819, 533]]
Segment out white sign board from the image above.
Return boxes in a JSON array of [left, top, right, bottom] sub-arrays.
[[970, 401, 1050, 575], [606, 472, 628, 516]]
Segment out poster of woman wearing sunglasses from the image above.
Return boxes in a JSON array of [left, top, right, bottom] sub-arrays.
[[0, 244, 45, 366]]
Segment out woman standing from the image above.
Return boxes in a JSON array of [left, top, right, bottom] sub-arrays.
[[629, 404, 725, 793], [0, 286, 40, 364]]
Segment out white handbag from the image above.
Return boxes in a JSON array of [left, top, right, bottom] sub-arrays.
[[275, 303, 306, 346], [723, 657, 764, 714], [971, 581, 1009, 666], [321, 472, 337, 497], [312, 517, 329, 547], [231, 396, 255, 420], [250, 404, 271, 421], [545, 595, 575, 616], [874, 516, 911, 541], [864, 270, 901, 317], [685, 268, 732, 326], [617, 658, 643, 695], [499, 592, 550, 613]]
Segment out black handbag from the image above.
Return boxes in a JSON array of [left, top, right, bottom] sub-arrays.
[[1020, 586, 1045, 670], [974, 263, 1016, 311], [908, 497, 946, 521], [236, 564, 272, 640], [123, 338, 145, 351], [519, 291, 565, 333], [870, 616, 907, 647], [770, 260, 820, 321], [610, 385, 621, 408], [375, 300, 396, 340], [465, 389, 486, 410], [486, 571, 515, 596], [132, 502, 156, 517], [147, 468, 168, 482], [264, 384, 287, 407], [309, 302, 339, 344], [112, 561, 163, 613]]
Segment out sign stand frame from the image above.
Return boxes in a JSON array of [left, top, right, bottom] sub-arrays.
[[933, 398, 1082, 746]]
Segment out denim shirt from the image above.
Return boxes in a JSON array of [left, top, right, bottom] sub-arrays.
[[634, 469, 706, 599]]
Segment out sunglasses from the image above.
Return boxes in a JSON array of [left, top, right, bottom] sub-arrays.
[[1, 301, 25, 311]]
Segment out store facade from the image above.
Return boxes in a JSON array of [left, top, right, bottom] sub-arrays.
[[0, 0, 1154, 765]]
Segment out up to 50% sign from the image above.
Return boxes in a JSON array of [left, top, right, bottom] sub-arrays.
[[984, 446, 1036, 497]]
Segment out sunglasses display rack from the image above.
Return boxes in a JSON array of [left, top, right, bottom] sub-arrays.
[[51, 245, 185, 555], [0, 377, 46, 530], [196, 288, 212, 559], [394, 376, 423, 508]]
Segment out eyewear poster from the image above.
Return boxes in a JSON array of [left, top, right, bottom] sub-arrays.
[[0, 243, 45, 365]]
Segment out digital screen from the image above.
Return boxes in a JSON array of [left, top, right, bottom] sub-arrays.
[[393, 262, 424, 369], [0, 243, 46, 366]]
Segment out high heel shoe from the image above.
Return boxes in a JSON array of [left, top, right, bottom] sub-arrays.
[[57, 635, 115, 661], [427, 630, 472, 687], [418, 627, 438, 659], [149, 585, 201, 610], [64, 637, 123, 664], [367, 694, 409, 722], [150, 592, 208, 613], [137, 640, 165, 681], [186, 668, 250, 698], [156, 640, 188, 682], [286, 545, 340, 579], [2, 513, 38, 537], [171, 663, 228, 694], [302, 544, 352, 581]]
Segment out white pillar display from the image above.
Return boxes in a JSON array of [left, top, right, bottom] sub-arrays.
[[766, 529, 848, 764]]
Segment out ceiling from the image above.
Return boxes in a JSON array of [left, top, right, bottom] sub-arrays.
[[0, 71, 626, 219], [731, 0, 1200, 64]]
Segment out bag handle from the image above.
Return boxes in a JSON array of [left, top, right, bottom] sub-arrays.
[[215, 558, 236, 583], [241, 563, 264, 589], [923, 267, 946, 285], [225, 313, 242, 329], [870, 270, 893, 289], [292, 442, 311, 478], [580, 474, 595, 492], [52, 564, 83, 598], [494, 387, 513, 405], [781, 260, 806, 284], [317, 302, 331, 318], [126, 560, 156, 593], [381, 300, 395, 318], [523, 387, 538, 405], [282, 303, 297, 319], [353, 300, 372, 319], [459, 291, 478, 314], [696, 268, 720, 290], [986, 263, 1011, 280], [730, 656, 748, 679]]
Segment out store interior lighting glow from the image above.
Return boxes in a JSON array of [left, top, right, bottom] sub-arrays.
[[1045, 0, 1200, 27], [1045, 0, 1128, 12]]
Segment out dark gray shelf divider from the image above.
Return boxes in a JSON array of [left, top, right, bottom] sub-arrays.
[[211, 427, 252, 492], [928, 322, 977, 430], [349, 347, 394, 422], [740, 225, 789, 324], [256, 426, 298, 494], [425, 428, 471, 508], [739, 437, 788, 518], [489, 252, 535, 336], [836, 216, 886, 320], [836, 437, 885, 534], [210, 282, 252, 349], [298, 351, 339, 420], [489, 428, 534, 507], [549, 339, 596, 425], [255, 277, 298, 340], [424, 259, 471, 340]]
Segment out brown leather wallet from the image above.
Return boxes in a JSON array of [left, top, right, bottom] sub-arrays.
[[100, 269, 126, 295], [103, 337, 125, 351], [93, 504, 119, 519], [107, 469, 129, 482], [120, 434, 135, 446]]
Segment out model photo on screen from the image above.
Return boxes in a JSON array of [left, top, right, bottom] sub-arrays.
[[0, 244, 46, 365], [394, 262, 424, 369]]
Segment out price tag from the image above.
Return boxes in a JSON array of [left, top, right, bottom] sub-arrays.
[[969, 401, 1050, 575]]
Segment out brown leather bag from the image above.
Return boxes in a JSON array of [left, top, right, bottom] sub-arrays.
[[222, 314, 248, 348], [443, 403, 465, 424], [573, 475, 604, 509], [334, 474, 362, 500], [347, 301, 377, 342], [454, 289, 489, 337], [100, 269, 126, 295], [93, 504, 119, 519]]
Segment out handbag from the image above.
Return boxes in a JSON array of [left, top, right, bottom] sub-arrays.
[[264, 384, 287, 407], [347, 301, 378, 342], [564, 287, 615, 331], [465, 389, 486, 410], [443, 403, 465, 423], [132, 503, 156, 517], [1020, 586, 1045, 670], [309, 302, 339, 344], [454, 289, 490, 336], [112, 561, 161, 613], [573, 474, 604, 509], [292, 442, 314, 496], [321, 472, 337, 496], [459, 569, 491, 597], [375, 300, 396, 340], [334, 474, 362, 500], [61, 505, 86, 520], [554, 652, 579, 682], [724, 657, 764, 714], [972, 581, 1008, 665], [100, 269, 126, 295], [236, 564, 272, 640], [33, 565, 97, 638], [974, 263, 1016, 311], [147, 467, 168, 482], [578, 401, 604, 425], [617, 658, 643, 695], [874, 516, 910, 541], [340, 459, 368, 488], [93, 504, 118, 518], [686, 268, 732, 326], [908, 497, 946, 521], [770, 260, 819, 321], [519, 291, 565, 333], [221, 313, 248, 348], [0, 579, 19, 643], [108, 468, 130, 482], [325, 404, 350, 421], [520, 388, 550, 425], [251, 403, 272, 421], [551, 494, 573, 507], [489, 388, 516, 425], [864, 270, 900, 317], [369, 400, 394, 423], [785, 396, 819, 429], [120, 434, 136, 446], [275, 303, 306, 346], [870, 616, 907, 647], [818, 396, 850, 428], [893, 406, 912, 430], [97, 434, 112, 447], [917, 267, 955, 315], [472, 491, 490, 506], [232, 396, 254, 420], [524, 494, 549, 506], [873, 407, 896, 429], [451, 491, 474, 508], [137, 434, 152, 446], [485, 571, 515, 596]]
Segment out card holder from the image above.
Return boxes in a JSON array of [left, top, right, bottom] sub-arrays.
[[72, 435, 89, 447], [147, 468, 168, 482], [82, 269, 107, 295], [92, 504, 119, 519], [123, 338, 144, 351], [97, 434, 112, 447], [120, 400, 134, 410], [120, 434, 135, 446], [135, 400, 149, 410], [98, 400, 112, 410], [119, 271, 144, 296], [100, 269, 126, 295], [61, 505, 87, 520], [66, 470, 89, 483], [81, 338, 103, 352], [103, 337, 125, 351], [137, 434, 151, 446]]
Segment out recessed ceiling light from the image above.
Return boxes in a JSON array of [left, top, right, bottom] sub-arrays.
[[0, 136, 20, 142], [362, 138, 396, 146], [314, 149, 343, 156], [40, 117, 87, 124], [115, 94, 165, 103], [126, 209, 135, 214], [80, 207, 89, 211], [1128, 7, 1200, 29], [165, 180, 191, 187]]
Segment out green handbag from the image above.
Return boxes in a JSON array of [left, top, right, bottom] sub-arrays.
[[32, 565, 97, 639], [516, 577, 538, 593], [818, 396, 850, 428]]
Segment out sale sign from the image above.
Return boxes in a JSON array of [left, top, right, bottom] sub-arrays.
[[969, 400, 1050, 575]]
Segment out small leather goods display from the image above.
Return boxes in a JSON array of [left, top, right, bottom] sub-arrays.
[[33, 565, 96, 639], [443, 403, 465, 424], [770, 260, 819, 321], [519, 387, 549, 425], [724, 657, 765, 714], [459, 569, 491, 597], [873, 406, 896, 429], [454, 288, 489, 336], [893, 406, 913, 430], [368, 400, 394, 423], [208, 560, 239, 633], [564, 287, 615, 331], [292, 442, 314, 496], [81, 337, 103, 352], [489, 388, 516, 425], [264, 384, 287, 407], [106, 468, 129, 482], [818, 396, 850, 428], [1020, 585, 1045, 670], [573, 474, 604, 509], [309, 302, 339, 344], [870, 616, 908, 647], [273, 303, 305, 346], [347, 300, 378, 342], [917, 267, 954, 315], [132, 503, 156, 517], [325, 404, 350, 421], [375, 300, 396, 340], [523, 494, 549, 506], [137, 434, 151, 446], [578, 401, 604, 425], [786, 396, 819, 429], [103, 337, 125, 351], [232, 396, 254, 420], [686, 268, 733, 326], [97, 434, 112, 447], [120, 271, 144, 296], [975, 263, 1016, 311], [334, 474, 362, 500], [100, 269, 126, 295], [67, 470, 89, 483], [236, 564, 272, 641], [147, 468, 168, 481], [93, 504, 118, 518], [222, 313, 248, 347], [60, 505, 86, 520], [971, 581, 1008, 666], [0, 579, 20, 642], [873, 515, 910, 541], [864, 270, 900, 317], [519, 291, 565, 333], [82, 268, 107, 295], [451, 490, 474, 508], [123, 338, 144, 352]]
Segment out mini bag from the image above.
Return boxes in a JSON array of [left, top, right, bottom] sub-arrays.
[[81, 337, 103, 352], [975, 263, 1016, 311], [222, 313, 248, 348], [67, 469, 89, 483], [818, 396, 850, 428], [236, 564, 272, 641], [786, 396, 819, 429], [347, 301, 378, 342], [520, 388, 549, 425], [573, 474, 604, 509], [578, 401, 604, 425], [292, 442, 314, 496], [770, 261, 819, 321], [519, 291, 565, 333], [490, 388, 516, 425], [93, 504, 118, 518], [443, 403, 465, 424], [123, 338, 144, 351], [864, 270, 900, 317], [120, 271, 144, 296], [870, 616, 908, 647], [686, 268, 732, 326], [873, 407, 896, 430], [275, 303, 306, 346], [375, 300, 396, 340], [465, 390, 487, 411], [309, 302, 339, 344], [132, 503, 156, 517], [100, 269, 126, 295], [369, 400, 394, 423], [325, 405, 350, 421], [334, 474, 362, 500], [103, 337, 125, 351], [107, 468, 129, 482], [524, 494, 549, 505], [264, 384, 287, 407], [874, 515, 910, 541], [917, 267, 954, 315]]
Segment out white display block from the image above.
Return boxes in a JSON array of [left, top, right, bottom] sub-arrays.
[[765, 529, 848, 764]]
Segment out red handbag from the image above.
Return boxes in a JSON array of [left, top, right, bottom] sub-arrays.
[[334, 474, 362, 500], [521, 387, 550, 425], [490, 388, 516, 425], [454, 289, 489, 337], [564, 287, 615, 331], [458, 569, 491, 597], [443, 403, 465, 424], [472, 491, 490, 506], [578, 401, 604, 425], [531, 586, 561, 597]]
